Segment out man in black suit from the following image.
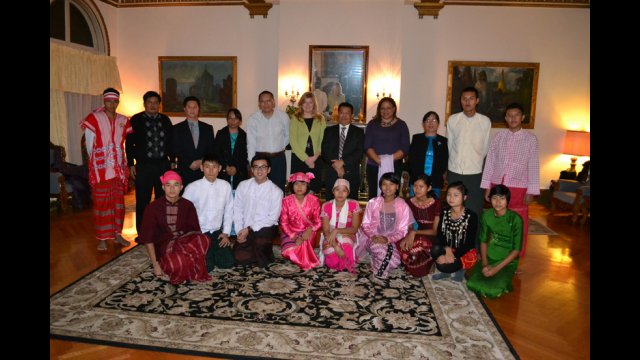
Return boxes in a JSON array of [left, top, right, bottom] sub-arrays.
[[126, 91, 174, 235], [172, 96, 215, 189], [321, 102, 364, 200]]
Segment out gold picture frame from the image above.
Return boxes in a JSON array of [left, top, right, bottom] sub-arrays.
[[446, 61, 539, 128], [309, 45, 369, 121], [158, 56, 237, 117]]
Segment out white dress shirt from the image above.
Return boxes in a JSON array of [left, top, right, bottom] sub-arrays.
[[233, 178, 283, 232], [182, 177, 234, 234], [446, 111, 491, 174], [247, 109, 290, 161]]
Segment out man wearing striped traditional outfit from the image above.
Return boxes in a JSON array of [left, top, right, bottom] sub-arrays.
[[81, 88, 133, 252], [137, 171, 212, 284]]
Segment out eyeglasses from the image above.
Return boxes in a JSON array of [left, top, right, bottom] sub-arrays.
[[425, 118, 439, 123], [252, 165, 269, 171]]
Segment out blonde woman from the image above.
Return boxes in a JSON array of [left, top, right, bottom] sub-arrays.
[[289, 92, 326, 193]]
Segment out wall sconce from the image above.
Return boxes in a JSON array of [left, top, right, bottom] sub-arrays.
[[376, 91, 392, 100], [284, 89, 300, 105], [562, 130, 590, 173]]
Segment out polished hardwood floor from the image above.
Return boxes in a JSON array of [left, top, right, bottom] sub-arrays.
[[50, 191, 590, 359]]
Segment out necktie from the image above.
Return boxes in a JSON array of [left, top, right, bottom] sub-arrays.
[[338, 126, 346, 160], [189, 122, 198, 148]]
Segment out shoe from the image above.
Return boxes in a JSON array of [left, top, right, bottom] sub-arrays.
[[97, 240, 108, 252], [431, 272, 450, 281], [370, 274, 386, 284], [451, 269, 465, 282], [115, 234, 131, 247]]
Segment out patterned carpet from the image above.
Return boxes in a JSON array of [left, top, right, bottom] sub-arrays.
[[528, 218, 558, 235], [50, 246, 518, 359]]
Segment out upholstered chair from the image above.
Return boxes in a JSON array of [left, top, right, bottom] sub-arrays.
[[550, 179, 590, 224], [50, 144, 73, 212]]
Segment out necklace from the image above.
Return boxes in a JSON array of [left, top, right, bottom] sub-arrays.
[[412, 197, 433, 207], [380, 119, 394, 127], [451, 208, 464, 219]]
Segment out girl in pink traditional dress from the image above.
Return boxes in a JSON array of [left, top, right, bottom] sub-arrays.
[[279, 172, 322, 270], [356, 172, 413, 279], [398, 174, 441, 277], [318, 179, 363, 273]]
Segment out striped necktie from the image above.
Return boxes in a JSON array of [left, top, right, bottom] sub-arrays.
[[338, 126, 346, 160]]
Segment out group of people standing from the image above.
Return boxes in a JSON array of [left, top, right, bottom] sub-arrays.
[[79, 84, 539, 298]]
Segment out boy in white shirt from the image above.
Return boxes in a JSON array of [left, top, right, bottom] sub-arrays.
[[183, 153, 234, 272], [233, 155, 284, 267]]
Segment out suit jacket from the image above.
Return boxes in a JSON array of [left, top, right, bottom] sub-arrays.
[[321, 123, 364, 188], [126, 111, 174, 166], [214, 126, 248, 189], [172, 119, 215, 187], [408, 133, 448, 188]]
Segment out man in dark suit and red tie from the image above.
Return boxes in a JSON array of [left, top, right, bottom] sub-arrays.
[[321, 102, 364, 200]]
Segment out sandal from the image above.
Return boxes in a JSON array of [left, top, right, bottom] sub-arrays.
[[115, 235, 131, 247], [97, 240, 108, 252]]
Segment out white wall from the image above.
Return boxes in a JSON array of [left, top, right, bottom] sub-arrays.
[[110, 4, 281, 130], [397, 5, 590, 187], [100, 0, 589, 188]]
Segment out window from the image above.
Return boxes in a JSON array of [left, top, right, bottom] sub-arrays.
[[49, 0, 109, 54]]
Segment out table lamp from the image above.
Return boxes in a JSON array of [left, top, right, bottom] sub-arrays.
[[562, 130, 590, 173]]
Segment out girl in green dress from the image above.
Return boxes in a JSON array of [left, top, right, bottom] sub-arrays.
[[467, 184, 522, 298]]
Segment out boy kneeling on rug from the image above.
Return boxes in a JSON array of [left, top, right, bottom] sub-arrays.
[[182, 153, 235, 272], [137, 170, 212, 284]]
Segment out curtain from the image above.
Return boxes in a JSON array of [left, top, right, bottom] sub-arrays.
[[64, 92, 102, 164], [50, 42, 122, 157]]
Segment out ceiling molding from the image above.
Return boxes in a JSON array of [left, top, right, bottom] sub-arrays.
[[99, 0, 273, 18], [100, 0, 244, 6], [445, 0, 589, 7], [414, 0, 589, 19]]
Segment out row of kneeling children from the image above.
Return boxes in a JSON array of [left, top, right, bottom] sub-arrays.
[[138, 153, 522, 299]]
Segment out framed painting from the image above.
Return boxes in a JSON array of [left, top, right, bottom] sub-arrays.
[[445, 61, 539, 128], [158, 56, 237, 117], [309, 45, 369, 121]]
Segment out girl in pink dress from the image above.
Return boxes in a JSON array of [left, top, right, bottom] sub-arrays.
[[279, 172, 322, 270], [356, 172, 412, 279], [318, 179, 362, 273]]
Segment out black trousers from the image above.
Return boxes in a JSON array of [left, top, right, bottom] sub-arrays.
[[430, 244, 463, 273], [233, 225, 277, 268], [135, 161, 170, 234], [204, 230, 235, 272], [324, 170, 360, 201], [366, 160, 403, 200], [266, 153, 287, 192], [290, 153, 323, 193]]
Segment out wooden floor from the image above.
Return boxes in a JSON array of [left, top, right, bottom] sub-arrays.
[[50, 191, 590, 360]]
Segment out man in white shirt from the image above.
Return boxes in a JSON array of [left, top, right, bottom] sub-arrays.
[[233, 155, 284, 267], [446, 86, 491, 231], [246, 90, 290, 191], [182, 153, 234, 272]]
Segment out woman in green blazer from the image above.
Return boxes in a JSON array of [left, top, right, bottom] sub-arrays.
[[289, 91, 326, 193]]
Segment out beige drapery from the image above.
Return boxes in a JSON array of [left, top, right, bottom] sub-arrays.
[[50, 42, 122, 149]]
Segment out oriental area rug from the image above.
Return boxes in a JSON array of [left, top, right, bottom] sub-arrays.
[[50, 246, 518, 359]]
